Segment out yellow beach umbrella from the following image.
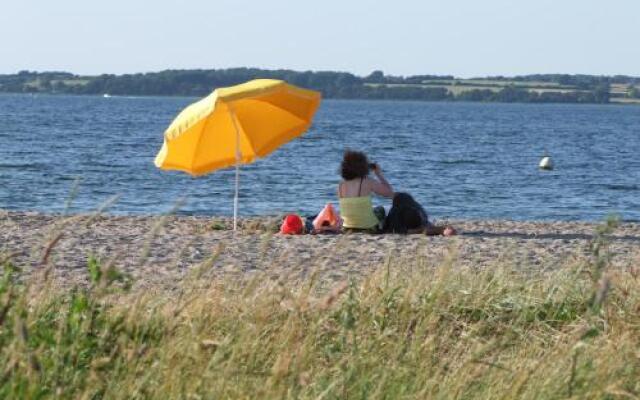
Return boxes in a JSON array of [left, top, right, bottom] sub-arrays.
[[154, 79, 321, 229]]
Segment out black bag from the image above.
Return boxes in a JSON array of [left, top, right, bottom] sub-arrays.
[[383, 192, 429, 234]]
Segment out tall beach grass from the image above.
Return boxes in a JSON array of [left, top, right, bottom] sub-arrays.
[[0, 219, 639, 399]]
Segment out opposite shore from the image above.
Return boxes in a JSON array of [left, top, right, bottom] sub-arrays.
[[2, 68, 639, 104]]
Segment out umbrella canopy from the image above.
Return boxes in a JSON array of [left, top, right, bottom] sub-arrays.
[[154, 79, 321, 229], [155, 79, 321, 175]]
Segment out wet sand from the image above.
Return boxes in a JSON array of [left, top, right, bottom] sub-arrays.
[[1, 210, 639, 289]]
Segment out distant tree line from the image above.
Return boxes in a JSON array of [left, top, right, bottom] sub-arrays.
[[0, 68, 636, 104]]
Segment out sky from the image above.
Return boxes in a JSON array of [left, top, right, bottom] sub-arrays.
[[1, 0, 639, 78]]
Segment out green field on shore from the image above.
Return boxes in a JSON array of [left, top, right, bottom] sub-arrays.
[[366, 80, 640, 103]]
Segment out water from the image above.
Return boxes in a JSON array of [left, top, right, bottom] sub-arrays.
[[1, 94, 639, 221]]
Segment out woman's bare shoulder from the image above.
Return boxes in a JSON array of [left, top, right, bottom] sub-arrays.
[[363, 176, 377, 187]]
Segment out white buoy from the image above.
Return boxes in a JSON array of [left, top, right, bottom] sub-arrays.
[[539, 155, 553, 170]]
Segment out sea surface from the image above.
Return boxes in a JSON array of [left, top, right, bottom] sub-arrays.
[[1, 94, 639, 221]]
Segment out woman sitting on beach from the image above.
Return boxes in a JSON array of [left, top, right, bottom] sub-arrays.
[[338, 150, 393, 231], [338, 150, 457, 235]]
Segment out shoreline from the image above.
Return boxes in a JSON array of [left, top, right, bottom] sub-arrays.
[[3, 92, 639, 106], [2, 210, 639, 290]]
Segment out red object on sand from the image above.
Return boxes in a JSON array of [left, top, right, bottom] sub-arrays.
[[280, 214, 304, 235]]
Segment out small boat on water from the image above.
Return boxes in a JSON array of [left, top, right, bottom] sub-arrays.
[[103, 94, 111, 98]]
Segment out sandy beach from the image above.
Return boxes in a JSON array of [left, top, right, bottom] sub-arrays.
[[1, 210, 638, 290]]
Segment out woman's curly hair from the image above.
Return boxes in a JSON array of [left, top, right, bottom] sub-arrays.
[[340, 150, 370, 180]]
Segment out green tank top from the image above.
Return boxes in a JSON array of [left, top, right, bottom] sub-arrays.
[[339, 195, 379, 229], [339, 177, 380, 229]]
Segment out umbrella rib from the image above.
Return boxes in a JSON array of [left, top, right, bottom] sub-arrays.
[[190, 99, 217, 173], [256, 120, 310, 157], [228, 102, 258, 159], [252, 108, 307, 155]]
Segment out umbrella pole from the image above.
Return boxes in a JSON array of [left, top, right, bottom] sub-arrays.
[[234, 160, 239, 231], [230, 104, 241, 231]]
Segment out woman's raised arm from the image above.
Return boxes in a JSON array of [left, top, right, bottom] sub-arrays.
[[369, 165, 394, 198]]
